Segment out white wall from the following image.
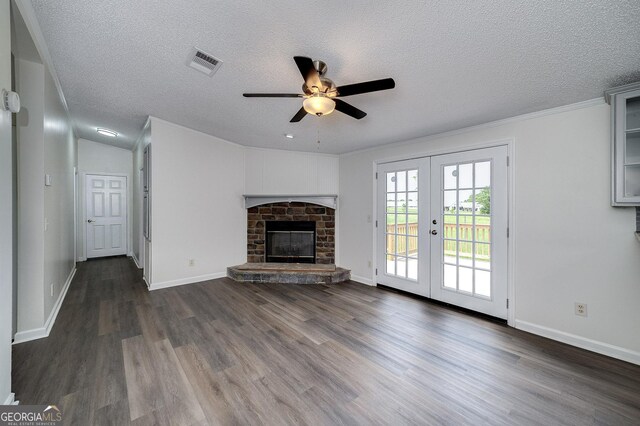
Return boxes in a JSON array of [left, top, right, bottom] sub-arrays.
[[12, 13, 77, 343], [339, 101, 640, 363], [0, 0, 14, 405], [42, 64, 76, 323], [148, 117, 246, 288], [245, 147, 339, 195], [16, 58, 45, 333], [77, 138, 133, 260], [130, 119, 340, 288]]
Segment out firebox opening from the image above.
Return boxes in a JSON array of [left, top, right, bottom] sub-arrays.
[[265, 221, 316, 263]]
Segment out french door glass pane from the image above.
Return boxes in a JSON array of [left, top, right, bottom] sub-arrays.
[[441, 160, 493, 298], [385, 169, 419, 281]]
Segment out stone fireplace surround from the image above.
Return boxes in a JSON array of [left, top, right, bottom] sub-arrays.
[[247, 202, 335, 264]]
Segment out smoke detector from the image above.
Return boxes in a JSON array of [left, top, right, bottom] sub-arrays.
[[186, 47, 223, 77]]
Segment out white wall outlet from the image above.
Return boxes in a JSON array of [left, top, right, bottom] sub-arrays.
[[575, 302, 587, 317], [50, 283, 54, 297], [188, 259, 195, 267], [45, 174, 52, 186]]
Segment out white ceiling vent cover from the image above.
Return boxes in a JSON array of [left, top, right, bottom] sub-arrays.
[[186, 47, 223, 76]]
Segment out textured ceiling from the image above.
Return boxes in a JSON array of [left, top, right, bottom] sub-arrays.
[[31, 0, 640, 154]]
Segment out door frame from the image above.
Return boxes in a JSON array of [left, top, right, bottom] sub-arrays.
[[80, 172, 131, 261], [372, 137, 516, 326]]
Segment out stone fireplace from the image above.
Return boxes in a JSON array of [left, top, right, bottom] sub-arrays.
[[247, 202, 335, 264]]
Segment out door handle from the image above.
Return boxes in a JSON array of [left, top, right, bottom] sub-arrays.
[[431, 229, 438, 235], [87, 219, 94, 223]]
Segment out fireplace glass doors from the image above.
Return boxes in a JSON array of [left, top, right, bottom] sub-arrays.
[[265, 221, 316, 263]]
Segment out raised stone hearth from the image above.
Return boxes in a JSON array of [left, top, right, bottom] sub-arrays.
[[227, 263, 350, 284], [247, 202, 335, 264]]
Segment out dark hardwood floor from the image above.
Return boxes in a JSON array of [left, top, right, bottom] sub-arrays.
[[12, 257, 640, 425]]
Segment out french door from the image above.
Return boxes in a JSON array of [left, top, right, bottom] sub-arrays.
[[376, 158, 430, 296], [377, 146, 509, 319]]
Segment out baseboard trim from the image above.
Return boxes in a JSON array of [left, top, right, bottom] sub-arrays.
[[515, 320, 640, 366], [351, 274, 375, 286], [13, 267, 76, 345], [148, 271, 226, 291], [131, 252, 142, 269], [3, 393, 17, 405]]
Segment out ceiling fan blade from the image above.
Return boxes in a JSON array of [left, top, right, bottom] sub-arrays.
[[334, 99, 367, 120], [293, 56, 322, 90], [243, 93, 302, 97], [290, 106, 308, 122], [336, 78, 395, 97]]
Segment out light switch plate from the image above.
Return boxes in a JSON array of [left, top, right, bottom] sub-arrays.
[[45, 174, 52, 186]]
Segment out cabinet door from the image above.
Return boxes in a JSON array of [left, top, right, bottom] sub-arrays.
[[613, 89, 640, 205]]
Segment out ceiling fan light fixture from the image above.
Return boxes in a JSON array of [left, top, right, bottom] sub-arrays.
[[303, 95, 335, 116]]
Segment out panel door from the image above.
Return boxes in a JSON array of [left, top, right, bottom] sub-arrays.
[[376, 158, 430, 296], [86, 175, 127, 258], [429, 146, 508, 318]]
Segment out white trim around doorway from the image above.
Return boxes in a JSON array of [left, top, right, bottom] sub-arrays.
[[78, 172, 131, 261]]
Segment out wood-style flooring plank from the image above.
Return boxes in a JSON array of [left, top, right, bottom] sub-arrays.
[[122, 335, 164, 421]]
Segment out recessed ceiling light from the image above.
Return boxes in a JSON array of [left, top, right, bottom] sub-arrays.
[[97, 128, 118, 137], [284, 133, 294, 139]]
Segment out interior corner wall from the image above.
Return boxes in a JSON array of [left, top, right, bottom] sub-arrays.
[[77, 138, 133, 261], [147, 117, 246, 288], [338, 102, 640, 362]]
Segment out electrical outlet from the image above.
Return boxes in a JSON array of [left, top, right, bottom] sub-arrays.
[[50, 283, 54, 297], [188, 259, 195, 267], [575, 302, 587, 317]]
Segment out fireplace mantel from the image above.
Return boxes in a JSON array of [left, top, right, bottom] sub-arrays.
[[243, 194, 337, 209]]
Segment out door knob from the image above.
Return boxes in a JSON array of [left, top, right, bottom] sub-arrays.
[[431, 229, 437, 235], [87, 219, 94, 223]]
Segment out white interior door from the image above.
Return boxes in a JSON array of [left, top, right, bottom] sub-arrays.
[[376, 158, 430, 296], [376, 146, 509, 319], [430, 146, 508, 318], [86, 174, 127, 258]]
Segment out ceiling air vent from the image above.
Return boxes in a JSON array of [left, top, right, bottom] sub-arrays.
[[186, 47, 222, 77]]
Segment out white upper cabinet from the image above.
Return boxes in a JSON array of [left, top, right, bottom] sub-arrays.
[[606, 82, 640, 206]]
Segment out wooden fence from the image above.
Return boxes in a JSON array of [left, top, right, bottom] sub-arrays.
[[386, 222, 490, 257]]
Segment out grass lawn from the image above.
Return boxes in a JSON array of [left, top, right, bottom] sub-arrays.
[[387, 208, 490, 225]]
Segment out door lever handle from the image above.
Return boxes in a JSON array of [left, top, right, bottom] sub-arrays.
[[431, 229, 438, 235], [87, 219, 94, 223]]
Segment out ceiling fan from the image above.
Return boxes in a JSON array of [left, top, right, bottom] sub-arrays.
[[243, 56, 395, 122]]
